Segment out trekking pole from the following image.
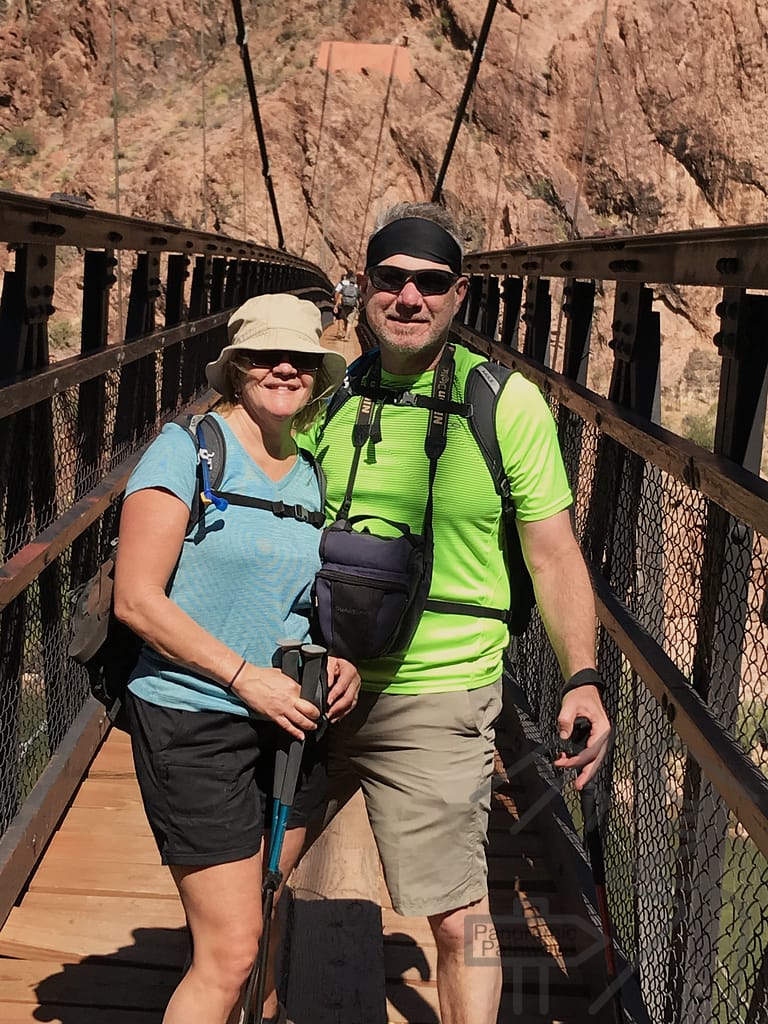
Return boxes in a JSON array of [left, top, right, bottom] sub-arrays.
[[243, 640, 324, 1024], [570, 716, 624, 1024], [299, 643, 329, 735]]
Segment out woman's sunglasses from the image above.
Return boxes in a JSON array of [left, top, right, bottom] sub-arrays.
[[367, 265, 459, 296], [238, 350, 322, 372]]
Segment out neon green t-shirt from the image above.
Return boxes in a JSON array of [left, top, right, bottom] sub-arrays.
[[302, 344, 572, 694]]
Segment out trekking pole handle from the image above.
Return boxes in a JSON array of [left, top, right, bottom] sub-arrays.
[[276, 638, 302, 683]]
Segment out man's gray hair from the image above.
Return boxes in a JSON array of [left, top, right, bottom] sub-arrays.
[[372, 202, 464, 259]]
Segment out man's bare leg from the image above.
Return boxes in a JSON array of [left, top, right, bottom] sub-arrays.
[[428, 896, 501, 1024]]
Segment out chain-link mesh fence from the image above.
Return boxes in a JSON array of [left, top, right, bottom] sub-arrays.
[[0, 330, 222, 833], [509, 395, 768, 1024]]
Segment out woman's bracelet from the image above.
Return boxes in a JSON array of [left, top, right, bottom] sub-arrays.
[[561, 668, 605, 699], [223, 656, 247, 692]]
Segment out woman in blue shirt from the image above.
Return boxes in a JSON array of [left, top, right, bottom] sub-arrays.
[[115, 293, 358, 1024]]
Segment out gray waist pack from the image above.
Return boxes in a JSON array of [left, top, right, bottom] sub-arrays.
[[313, 515, 431, 662]]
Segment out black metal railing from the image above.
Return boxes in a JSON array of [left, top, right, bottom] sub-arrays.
[[457, 222, 768, 1024], [0, 192, 332, 917]]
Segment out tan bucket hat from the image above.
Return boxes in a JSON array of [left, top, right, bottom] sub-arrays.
[[206, 293, 346, 397]]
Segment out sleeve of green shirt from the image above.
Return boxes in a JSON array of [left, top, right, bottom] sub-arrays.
[[494, 373, 573, 522]]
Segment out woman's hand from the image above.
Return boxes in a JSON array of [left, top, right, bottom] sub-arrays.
[[324, 656, 361, 723], [232, 665, 320, 740]]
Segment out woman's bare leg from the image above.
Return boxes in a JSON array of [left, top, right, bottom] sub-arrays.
[[164, 855, 262, 1024]]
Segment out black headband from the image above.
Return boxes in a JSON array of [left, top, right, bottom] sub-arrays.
[[366, 217, 463, 275]]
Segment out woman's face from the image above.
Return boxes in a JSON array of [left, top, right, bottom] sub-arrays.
[[235, 349, 321, 425]]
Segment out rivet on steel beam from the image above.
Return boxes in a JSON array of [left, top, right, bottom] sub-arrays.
[[30, 285, 41, 298], [108, 231, 123, 242], [716, 257, 739, 274], [715, 301, 726, 318], [560, 260, 573, 271], [620, 291, 630, 304], [150, 237, 168, 246], [562, 303, 572, 315], [521, 260, 539, 270], [609, 259, 640, 273]]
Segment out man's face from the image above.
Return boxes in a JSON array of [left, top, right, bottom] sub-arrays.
[[363, 254, 468, 366]]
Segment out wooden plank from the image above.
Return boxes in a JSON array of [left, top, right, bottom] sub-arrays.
[[44, 830, 160, 866], [70, 777, 144, 811], [29, 858, 176, 900], [0, 700, 109, 930], [0, 892, 186, 965], [0, 957, 177, 1009], [56, 807, 153, 837], [285, 791, 387, 1024]]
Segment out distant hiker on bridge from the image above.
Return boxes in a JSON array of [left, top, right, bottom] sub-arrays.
[[113, 294, 359, 1024], [302, 202, 612, 1024], [333, 267, 360, 340]]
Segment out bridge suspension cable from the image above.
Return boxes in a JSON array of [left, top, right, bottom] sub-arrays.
[[551, 0, 610, 370], [432, 0, 498, 205], [569, 0, 610, 240], [200, 0, 209, 230], [355, 44, 399, 270], [301, 43, 333, 257], [231, 0, 285, 249], [487, 0, 526, 249], [109, 0, 124, 337]]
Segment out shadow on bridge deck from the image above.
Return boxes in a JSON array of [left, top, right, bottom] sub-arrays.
[[0, 702, 620, 1023]]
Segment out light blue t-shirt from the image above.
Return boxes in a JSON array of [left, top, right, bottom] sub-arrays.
[[125, 413, 322, 715]]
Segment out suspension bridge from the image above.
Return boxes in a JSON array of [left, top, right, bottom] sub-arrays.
[[0, 2, 767, 1022]]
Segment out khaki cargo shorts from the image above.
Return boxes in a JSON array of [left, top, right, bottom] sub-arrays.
[[327, 680, 502, 918]]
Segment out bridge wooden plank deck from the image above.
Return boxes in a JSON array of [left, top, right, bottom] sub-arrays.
[[0, 720, 610, 1023]]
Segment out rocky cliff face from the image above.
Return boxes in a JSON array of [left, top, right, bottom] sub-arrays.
[[2, 0, 766, 434]]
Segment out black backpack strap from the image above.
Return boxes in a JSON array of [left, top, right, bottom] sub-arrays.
[[216, 491, 325, 527], [424, 360, 524, 628], [464, 362, 514, 511], [323, 348, 380, 427], [298, 446, 327, 508]]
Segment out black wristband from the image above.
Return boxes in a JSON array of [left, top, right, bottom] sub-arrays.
[[561, 668, 605, 699], [223, 656, 247, 692]]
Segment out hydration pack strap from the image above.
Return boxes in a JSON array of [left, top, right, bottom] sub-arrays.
[[216, 491, 325, 528]]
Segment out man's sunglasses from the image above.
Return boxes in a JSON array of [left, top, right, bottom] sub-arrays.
[[238, 350, 322, 372], [368, 265, 459, 296]]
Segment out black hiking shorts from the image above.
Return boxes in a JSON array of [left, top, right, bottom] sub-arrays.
[[126, 691, 327, 866]]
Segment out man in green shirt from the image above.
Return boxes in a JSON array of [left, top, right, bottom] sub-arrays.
[[307, 202, 611, 1024]]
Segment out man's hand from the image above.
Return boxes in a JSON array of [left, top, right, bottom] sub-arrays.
[[325, 656, 361, 723], [553, 684, 611, 790]]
